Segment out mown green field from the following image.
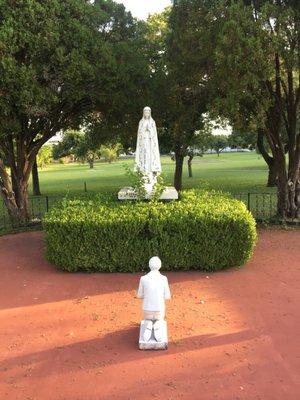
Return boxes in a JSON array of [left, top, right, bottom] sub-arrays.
[[28, 152, 276, 196], [0, 152, 278, 233]]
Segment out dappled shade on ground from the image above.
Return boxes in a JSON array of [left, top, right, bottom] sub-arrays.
[[0, 230, 299, 399]]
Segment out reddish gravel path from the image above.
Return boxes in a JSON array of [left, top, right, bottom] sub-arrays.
[[0, 229, 299, 400]]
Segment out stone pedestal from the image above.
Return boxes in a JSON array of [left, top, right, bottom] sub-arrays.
[[139, 320, 168, 350], [118, 186, 178, 201]]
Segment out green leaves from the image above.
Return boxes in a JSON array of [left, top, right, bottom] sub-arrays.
[[0, 0, 149, 138], [43, 190, 257, 272]]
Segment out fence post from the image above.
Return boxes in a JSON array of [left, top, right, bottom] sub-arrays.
[[46, 196, 49, 212], [84, 182, 87, 192], [247, 193, 251, 211]]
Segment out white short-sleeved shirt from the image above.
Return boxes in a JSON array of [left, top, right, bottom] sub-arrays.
[[137, 271, 171, 312]]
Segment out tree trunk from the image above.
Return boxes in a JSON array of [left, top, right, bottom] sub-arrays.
[[174, 151, 184, 191], [263, 53, 300, 219], [256, 130, 277, 187], [32, 158, 41, 196], [0, 164, 30, 225], [276, 175, 298, 219], [0, 173, 21, 224], [0, 142, 36, 224], [0, 127, 54, 225], [87, 155, 94, 169], [263, 116, 299, 219], [285, 171, 300, 220], [296, 179, 300, 219], [16, 181, 30, 222], [277, 179, 288, 219], [267, 161, 278, 187], [275, 152, 300, 219], [187, 155, 193, 178]]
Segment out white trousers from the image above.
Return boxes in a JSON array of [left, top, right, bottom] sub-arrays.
[[143, 310, 165, 320]]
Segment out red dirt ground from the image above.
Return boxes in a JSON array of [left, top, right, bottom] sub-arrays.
[[0, 230, 299, 400]]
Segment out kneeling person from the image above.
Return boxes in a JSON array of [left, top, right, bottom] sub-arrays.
[[137, 256, 171, 342]]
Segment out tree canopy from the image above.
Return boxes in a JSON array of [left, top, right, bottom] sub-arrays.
[[213, 0, 300, 217], [0, 0, 149, 221], [161, 0, 299, 217]]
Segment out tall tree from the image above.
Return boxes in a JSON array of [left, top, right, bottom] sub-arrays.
[[0, 0, 144, 222], [211, 0, 300, 217], [166, 0, 214, 190], [74, 134, 101, 169], [170, 0, 300, 217], [52, 130, 100, 168], [154, 1, 230, 190], [210, 135, 229, 157], [229, 130, 256, 150]]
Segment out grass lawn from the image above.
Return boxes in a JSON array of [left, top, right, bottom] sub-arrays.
[[28, 152, 276, 196], [0, 152, 278, 233]]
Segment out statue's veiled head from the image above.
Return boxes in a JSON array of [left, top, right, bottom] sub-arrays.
[[143, 106, 151, 119], [149, 256, 162, 271]]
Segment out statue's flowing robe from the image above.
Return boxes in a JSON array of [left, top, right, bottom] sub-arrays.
[[135, 117, 162, 174]]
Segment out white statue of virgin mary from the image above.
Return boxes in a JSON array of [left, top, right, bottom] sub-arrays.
[[135, 107, 162, 191], [118, 106, 178, 200]]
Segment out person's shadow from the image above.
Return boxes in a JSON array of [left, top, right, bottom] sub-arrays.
[[1, 325, 256, 380]]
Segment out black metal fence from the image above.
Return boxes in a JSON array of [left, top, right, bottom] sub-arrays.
[[0, 192, 296, 235], [233, 193, 278, 222], [0, 196, 62, 234]]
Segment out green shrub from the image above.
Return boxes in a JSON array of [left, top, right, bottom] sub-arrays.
[[43, 190, 257, 272]]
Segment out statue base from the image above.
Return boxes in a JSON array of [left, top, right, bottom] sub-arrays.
[[138, 320, 168, 350], [118, 186, 178, 201]]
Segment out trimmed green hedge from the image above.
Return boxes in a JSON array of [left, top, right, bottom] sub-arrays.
[[43, 190, 257, 272]]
